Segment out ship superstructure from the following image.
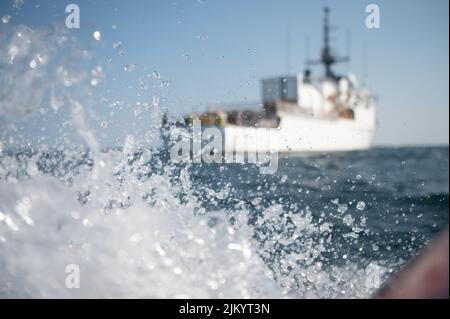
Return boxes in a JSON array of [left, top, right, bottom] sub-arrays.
[[178, 7, 377, 154]]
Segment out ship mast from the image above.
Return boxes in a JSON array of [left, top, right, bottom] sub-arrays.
[[307, 7, 349, 79]]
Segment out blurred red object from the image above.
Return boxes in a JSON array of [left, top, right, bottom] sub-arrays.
[[376, 228, 449, 299]]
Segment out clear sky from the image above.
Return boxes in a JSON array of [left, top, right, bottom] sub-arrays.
[[0, 0, 449, 146]]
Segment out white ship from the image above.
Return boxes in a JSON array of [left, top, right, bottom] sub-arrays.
[[172, 8, 377, 154]]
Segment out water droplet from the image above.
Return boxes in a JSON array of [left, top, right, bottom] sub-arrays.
[[343, 214, 354, 226], [124, 64, 135, 72], [251, 197, 262, 206], [70, 211, 80, 220], [356, 174, 362, 180], [151, 70, 160, 80], [152, 95, 160, 107], [129, 233, 142, 244], [1, 15, 11, 24], [160, 80, 170, 87], [13, 0, 24, 9], [82, 218, 92, 227], [113, 41, 124, 55], [173, 267, 182, 275], [29, 59, 37, 69], [93, 31, 101, 41], [356, 201, 366, 211], [337, 203, 348, 214]]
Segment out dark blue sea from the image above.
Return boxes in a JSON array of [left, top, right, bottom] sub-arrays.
[[0, 146, 447, 298]]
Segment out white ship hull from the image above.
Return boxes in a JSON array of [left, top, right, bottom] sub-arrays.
[[223, 107, 376, 153]]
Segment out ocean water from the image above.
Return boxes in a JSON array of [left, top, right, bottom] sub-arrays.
[[0, 146, 448, 298], [0, 19, 448, 299]]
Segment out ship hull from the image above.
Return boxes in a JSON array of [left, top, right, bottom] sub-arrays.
[[223, 108, 376, 154]]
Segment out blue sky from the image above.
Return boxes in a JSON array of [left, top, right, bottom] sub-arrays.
[[0, 0, 448, 146]]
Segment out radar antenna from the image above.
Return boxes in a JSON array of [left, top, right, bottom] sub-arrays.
[[307, 7, 349, 79]]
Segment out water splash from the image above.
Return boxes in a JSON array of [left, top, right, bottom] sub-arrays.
[[0, 21, 413, 299], [0, 23, 282, 298], [0, 24, 86, 120]]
